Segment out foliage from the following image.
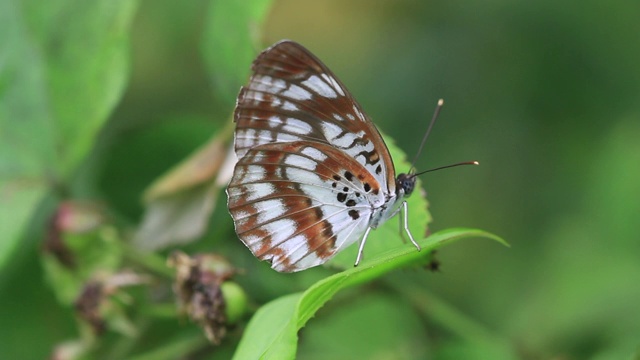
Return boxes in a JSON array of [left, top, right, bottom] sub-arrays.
[[2, 0, 640, 359]]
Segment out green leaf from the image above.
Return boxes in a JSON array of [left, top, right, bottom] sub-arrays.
[[233, 293, 301, 360], [0, 0, 137, 179], [0, 0, 137, 268], [234, 228, 507, 359], [0, 181, 47, 268], [201, 0, 274, 105]]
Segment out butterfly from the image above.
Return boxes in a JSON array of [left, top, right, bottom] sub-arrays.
[[226, 40, 425, 272]]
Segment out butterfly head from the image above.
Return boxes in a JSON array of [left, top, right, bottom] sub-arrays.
[[396, 173, 417, 197]]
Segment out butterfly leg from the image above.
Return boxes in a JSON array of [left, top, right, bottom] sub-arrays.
[[398, 213, 407, 244], [401, 201, 421, 251], [389, 202, 419, 249], [354, 226, 373, 267]]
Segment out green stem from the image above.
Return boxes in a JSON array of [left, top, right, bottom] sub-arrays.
[[138, 303, 179, 319], [128, 334, 209, 360], [388, 277, 507, 345], [106, 317, 150, 359], [121, 243, 174, 278]]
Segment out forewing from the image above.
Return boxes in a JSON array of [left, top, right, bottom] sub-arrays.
[[226, 141, 387, 272], [234, 40, 396, 194]]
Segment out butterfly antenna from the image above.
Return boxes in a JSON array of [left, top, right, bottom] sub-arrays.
[[413, 161, 479, 177], [409, 99, 444, 173]]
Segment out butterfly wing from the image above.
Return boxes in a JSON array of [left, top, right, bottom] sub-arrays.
[[227, 141, 387, 272], [234, 40, 397, 195]]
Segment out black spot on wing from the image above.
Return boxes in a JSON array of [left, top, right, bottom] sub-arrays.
[[344, 171, 353, 181]]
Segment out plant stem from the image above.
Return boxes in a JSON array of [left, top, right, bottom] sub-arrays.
[[128, 334, 209, 360], [387, 275, 508, 346], [121, 243, 174, 278]]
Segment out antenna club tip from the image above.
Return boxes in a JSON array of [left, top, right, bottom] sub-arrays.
[[437, 99, 444, 106], [473, 161, 480, 165]]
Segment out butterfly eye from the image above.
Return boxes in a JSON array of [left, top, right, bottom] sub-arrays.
[[396, 173, 416, 196]]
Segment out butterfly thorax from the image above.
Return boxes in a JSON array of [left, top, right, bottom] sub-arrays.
[[368, 194, 401, 229]]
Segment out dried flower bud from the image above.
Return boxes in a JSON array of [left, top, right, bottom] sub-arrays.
[[74, 281, 106, 335], [168, 252, 247, 344], [73, 272, 150, 335]]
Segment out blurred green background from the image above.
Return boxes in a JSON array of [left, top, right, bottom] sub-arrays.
[[2, 0, 639, 358]]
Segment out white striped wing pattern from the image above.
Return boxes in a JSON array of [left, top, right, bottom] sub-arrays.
[[227, 40, 418, 272]]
